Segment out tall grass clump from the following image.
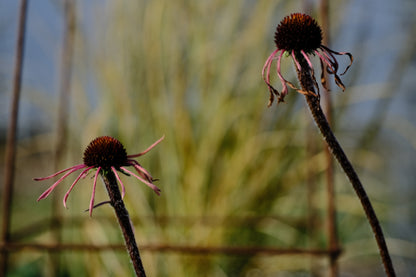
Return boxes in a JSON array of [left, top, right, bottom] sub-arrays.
[[75, 1, 320, 275]]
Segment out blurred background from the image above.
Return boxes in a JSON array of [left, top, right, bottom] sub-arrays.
[[1, 0, 415, 276]]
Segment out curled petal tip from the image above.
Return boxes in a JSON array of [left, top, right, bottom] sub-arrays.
[[149, 182, 161, 196], [37, 190, 51, 201], [89, 204, 94, 217], [150, 184, 162, 196], [154, 135, 165, 146], [63, 199, 68, 209], [37, 192, 50, 201]]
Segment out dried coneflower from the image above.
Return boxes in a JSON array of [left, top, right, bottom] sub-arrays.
[[35, 135, 164, 277], [262, 13, 395, 277], [35, 136, 163, 216], [262, 13, 352, 106]]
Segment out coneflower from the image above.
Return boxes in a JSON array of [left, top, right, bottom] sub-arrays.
[[35, 136, 163, 216], [35, 135, 164, 277], [262, 13, 352, 106], [262, 13, 395, 277]]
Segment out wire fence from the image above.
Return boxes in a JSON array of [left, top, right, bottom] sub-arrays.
[[1, 213, 341, 275]]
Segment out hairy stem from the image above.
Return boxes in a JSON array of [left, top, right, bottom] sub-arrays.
[[296, 57, 396, 277], [101, 172, 146, 277]]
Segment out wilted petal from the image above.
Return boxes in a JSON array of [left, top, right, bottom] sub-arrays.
[[63, 166, 94, 208], [37, 166, 86, 201], [128, 160, 153, 182], [120, 166, 161, 196], [34, 164, 87, 181], [89, 167, 101, 217], [112, 167, 126, 199], [127, 136, 165, 158]]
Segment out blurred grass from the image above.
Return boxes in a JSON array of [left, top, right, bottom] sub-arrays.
[[3, 0, 411, 276]]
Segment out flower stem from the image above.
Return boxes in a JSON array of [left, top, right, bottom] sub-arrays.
[[296, 57, 396, 277], [101, 171, 146, 277]]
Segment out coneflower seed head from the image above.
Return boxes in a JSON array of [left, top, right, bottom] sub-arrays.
[[274, 13, 322, 53], [83, 136, 128, 169]]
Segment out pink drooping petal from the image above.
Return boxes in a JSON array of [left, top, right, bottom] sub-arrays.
[[63, 166, 94, 208], [276, 51, 289, 98], [112, 167, 126, 199], [264, 58, 273, 86], [315, 50, 336, 73], [89, 167, 101, 217], [319, 58, 329, 91], [120, 166, 161, 196], [261, 57, 271, 83], [262, 49, 282, 106], [80, 170, 90, 179], [264, 57, 277, 105], [128, 160, 153, 182], [317, 49, 347, 91], [37, 165, 87, 201], [263, 49, 282, 98], [301, 50, 319, 96], [127, 136, 165, 158], [301, 50, 313, 69], [320, 45, 353, 75], [291, 50, 301, 71], [33, 164, 87, 181], [317, 48, 335, 67], [320, 47, 338, 67], [319, 47, 341, 75], [273, 52, 309, 98], [261, 49, 280, 85]]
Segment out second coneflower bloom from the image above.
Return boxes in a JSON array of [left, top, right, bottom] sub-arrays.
[[262, 13, 353, 106], [35, 136, 164, 216]]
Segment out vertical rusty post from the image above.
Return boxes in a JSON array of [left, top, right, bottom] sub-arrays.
[[319, 1, 340, 276], [1, 0, 28, 275], [50, 0, 76, 274]]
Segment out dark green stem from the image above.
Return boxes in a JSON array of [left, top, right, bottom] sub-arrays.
[[101, 172, 146, 277], [296, 55, 396, 277]]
